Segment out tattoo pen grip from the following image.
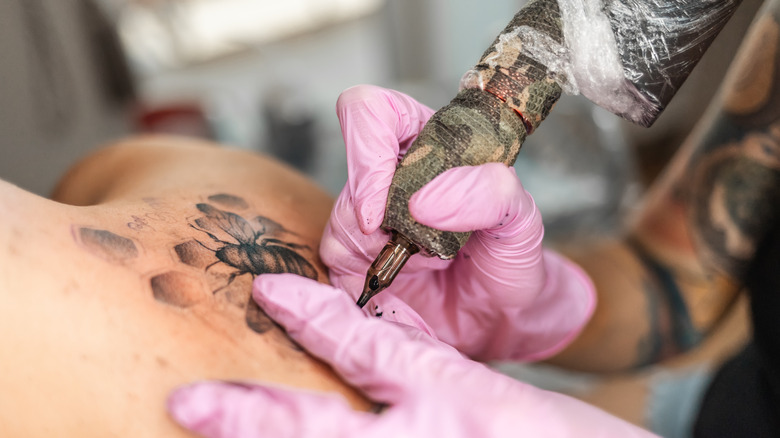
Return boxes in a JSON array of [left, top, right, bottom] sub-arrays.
[[357, 0, 564, 306], [385, 0, 564, 259]]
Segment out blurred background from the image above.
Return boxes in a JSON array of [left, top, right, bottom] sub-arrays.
[[0, 0, 763, 238], [0, 0, 766, 428]]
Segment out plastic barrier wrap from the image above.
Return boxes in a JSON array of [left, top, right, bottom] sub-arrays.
[[462, 0, 743, 127]]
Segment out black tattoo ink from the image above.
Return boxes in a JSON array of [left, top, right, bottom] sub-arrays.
[[150, 271, 208, 308], [635, 277, 662, 367], [208, 193, 249, 210], [127, 215, 154, 231], [369, 275, 380, 291], [245, 299, 276, 333], [188, 202, 318, 293], [251, 216, 289, 237], [691, 144, 780, 278], [145, 211, 177, 224], [684, 15, 780, 283], [76, 227, 139, 264], [69, 196, 316, 355], [246, 297, 303, 351], [181, 201, 318, 341], [175, 240, 218, 270]]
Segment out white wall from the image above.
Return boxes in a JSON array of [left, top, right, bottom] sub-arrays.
[[0, 0, 133, 196]]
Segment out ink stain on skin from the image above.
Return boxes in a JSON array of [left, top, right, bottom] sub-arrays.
[[208, 194, 249, 210], [76, 227, 139, 264], [150, 271, 208, 308]]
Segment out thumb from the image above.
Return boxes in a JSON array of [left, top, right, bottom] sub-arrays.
[[336, 85, 435, 234]]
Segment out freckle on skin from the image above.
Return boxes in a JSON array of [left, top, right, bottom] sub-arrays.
[[156, 356, 169, 368]]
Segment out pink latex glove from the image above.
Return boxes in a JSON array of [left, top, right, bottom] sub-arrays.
[[321, 85, 596, 361], [168, 274, 658, 438]]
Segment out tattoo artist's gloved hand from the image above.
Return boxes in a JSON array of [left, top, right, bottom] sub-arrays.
[[168, 274, 657, 438], [321, 85, 596, 361]]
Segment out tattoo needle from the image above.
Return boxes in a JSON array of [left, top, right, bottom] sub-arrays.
[[356, 231, 419, 308]]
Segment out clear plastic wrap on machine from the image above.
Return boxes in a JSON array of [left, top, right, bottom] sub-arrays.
[[385, 0, 742, 258], [462, 0, 743, 127]]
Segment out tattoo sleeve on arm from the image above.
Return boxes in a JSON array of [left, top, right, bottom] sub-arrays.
[[629, 240, 704, 365], [686, 10, 780, 282], [615, 8, 780, 365]]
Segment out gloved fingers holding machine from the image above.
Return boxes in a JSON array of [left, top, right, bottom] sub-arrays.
[[323, 84, 597, 361], [169, 274, 658, 438]]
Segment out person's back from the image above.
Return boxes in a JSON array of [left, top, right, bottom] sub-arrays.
[[0, 136, 370, 437]]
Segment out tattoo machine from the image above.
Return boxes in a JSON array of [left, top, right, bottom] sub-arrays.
[[358, 0, 743, 307]]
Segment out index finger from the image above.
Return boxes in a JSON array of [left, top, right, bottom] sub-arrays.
[[336, 85, 434, 233], [252, 274, 462, 403]]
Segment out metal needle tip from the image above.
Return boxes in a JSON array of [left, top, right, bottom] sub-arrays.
[[355, 231, 419, 308], [356, 292, 373, 308]]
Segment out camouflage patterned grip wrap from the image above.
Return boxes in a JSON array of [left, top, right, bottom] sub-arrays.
[[382, 0, 564, 259]]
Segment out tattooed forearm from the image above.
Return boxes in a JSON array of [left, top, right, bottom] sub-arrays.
[[682, 9, 780, 283]]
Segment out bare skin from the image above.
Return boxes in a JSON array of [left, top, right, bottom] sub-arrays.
[[0, 136, 370, 437]]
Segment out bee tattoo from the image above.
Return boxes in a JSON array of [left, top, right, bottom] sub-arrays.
[[188, 202, 318, 291]]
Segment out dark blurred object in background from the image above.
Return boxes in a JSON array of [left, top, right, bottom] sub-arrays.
[[0, 0, 136, 196], [80, 0, 137, 105], [262, 86, 318, 173]]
